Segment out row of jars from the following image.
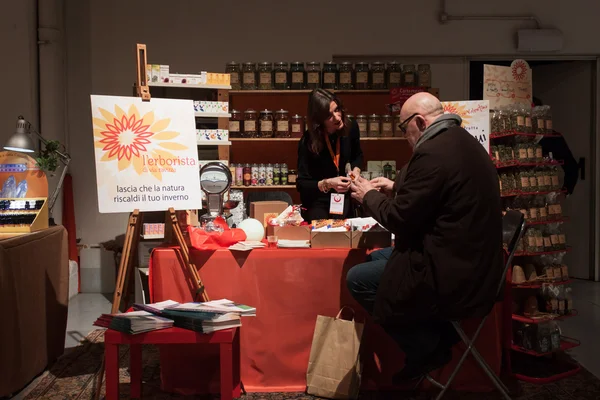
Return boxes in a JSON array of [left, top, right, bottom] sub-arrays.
[[502, 196, 563, 223], [523, 226, 567, 254], [491, 105, 553, 134], [226, 62, 431, 90], [228, 163, 296, 186], [231, 109, 405, 138], [491, 143, 545, 164], [499, 167, 562, 194]]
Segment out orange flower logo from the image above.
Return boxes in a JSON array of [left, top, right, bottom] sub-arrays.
[[443, 102, 473, 127], [93, 104, 188, 180]]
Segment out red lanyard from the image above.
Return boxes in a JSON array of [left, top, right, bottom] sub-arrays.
[[325, 136, 340, 170]]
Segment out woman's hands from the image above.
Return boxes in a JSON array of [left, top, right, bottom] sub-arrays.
[[320, 176, 352, 193]]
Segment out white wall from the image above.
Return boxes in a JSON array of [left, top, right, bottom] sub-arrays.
[[65, 0, 600, 282]]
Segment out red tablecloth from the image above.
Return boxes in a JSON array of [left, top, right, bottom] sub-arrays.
[[149, 247, 503, 394]]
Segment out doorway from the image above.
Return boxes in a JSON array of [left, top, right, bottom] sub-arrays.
[[470, 59, 597, 280]]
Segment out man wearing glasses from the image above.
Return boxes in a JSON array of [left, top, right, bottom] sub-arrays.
[[346, 92, 502, 383]]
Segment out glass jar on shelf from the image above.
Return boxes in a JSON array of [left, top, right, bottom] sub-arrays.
[[258, 163, 266, 186], [338, 62, 354, 90], [355, 62, 369, 90], [387, 61, 402, 88], [402, 64, 416, 86], [258, 62, 273, 90], [355, 115, 368, 137], [517, 169, 530, 191], [291, 114, 305, 138], [532, 106, 544, 134], [368, 114, 381, 137], [243, 109, 258, 138], [524, 107, 533, 133], [229, 109, 242, 138], [536, 195, 548, 221], [528, 170, 538, 192], [526, 142, 536, 163], [381, 115, 394, 137], [322, 62, 338, 90], [275, 109, 290, 138], [535, 168, 547, 191], [370, 62, 386, 89], [550, 166, 560, 190], [288, 169, 297, 184], [274, 62, 289, 90], [259, 109, 274, 138], [544, 106, 554, 134], [393, 114, 403, 137], [516, 143, 528, 163], [242, 62, 257, 90], [417, 64, 432, 87], [280, 163, 289, 185], [306, 62, 321, 89], [225, 62, 241, 90], [491, 145, 499, 163], [290, 62, 305, 90]]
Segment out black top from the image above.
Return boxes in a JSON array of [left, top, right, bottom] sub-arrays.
[[296, 120, 363, 221]]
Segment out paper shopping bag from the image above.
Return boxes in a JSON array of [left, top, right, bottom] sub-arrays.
[[306, 307, 364, 399]]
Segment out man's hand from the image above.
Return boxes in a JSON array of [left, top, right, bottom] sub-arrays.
[[370, 177, 395, 195], [327, 176, 352, 193], [350, 176, 376, 204]]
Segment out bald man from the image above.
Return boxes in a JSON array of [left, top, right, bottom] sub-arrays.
[[347, 93, 502, 383]]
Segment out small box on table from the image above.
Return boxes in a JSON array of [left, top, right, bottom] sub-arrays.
[[250, 201, 289, 228], [310, 231, 352, 249], [267, 225, 311, 241]]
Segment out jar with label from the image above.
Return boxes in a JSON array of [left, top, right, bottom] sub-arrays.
[[306, 62, 321, 89], [291, 114, 305, 138], [545, 106, 553, 133], [226, 62, 241, 90], [370, 62, 386, 89], [275, 109, 290, 138], [528, 170, 538, 192], [387, 61, 402, 88], [338, 62, 354, 90], [258, 62, 273, 90], [402, 64, 416, 86], [243, 164, 252, 186], [258, 164, 266, 186], [368, 114, 381, 137], [229, 110, 242, 138], [274, 62, 289, 90], [518, 170, 530, 191], [355, 62, 369, 90], [536, 196, 548, 221], [229, 163, 236, 183], [417, 64, 432, 87], [516, 143, 528, 163], [288, 169, 297, 184], [235, 164, 244, 186], [259, 110, 274, 138], [244, 109, 258, 138], [266, 164, 274, 185], [550, 166, 560, 189], [535, 144, 543, 162], [242, 62, 257, 90], [526, 142, 536, 163], [322, 62, 338, 90], [290, 62, 305, 90], [535, 169, 547, 191], [250, 163, 259, 186], [273, 163, 281, 185], [380, 115, 393, 137], [393, 114, 403, 137], [356, 115, 368, 137], [524, 108, 533, 133], [280, 163, 289, 185]]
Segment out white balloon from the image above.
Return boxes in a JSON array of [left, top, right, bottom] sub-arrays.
[[237, 218, 265, 241]]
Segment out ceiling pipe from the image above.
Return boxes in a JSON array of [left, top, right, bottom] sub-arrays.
[[439, 0, 541, 29]]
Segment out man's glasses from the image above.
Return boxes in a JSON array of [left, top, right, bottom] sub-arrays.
[[397, 113, 419, 135]]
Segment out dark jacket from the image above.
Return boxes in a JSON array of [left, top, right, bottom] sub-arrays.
[[297, 120, 363, 221], [362, 123, 503, 323]]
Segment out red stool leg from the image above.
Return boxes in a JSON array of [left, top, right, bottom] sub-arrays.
[[105, 343, 119, 400], [129, 344, 143, 398], [220, 342, 233, 400], [233, 329, 241, 397]]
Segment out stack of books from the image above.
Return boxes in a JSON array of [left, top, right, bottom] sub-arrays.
[[93, 310, 174, 334]]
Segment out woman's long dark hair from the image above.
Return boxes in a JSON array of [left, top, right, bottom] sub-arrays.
[[307, 89, 350, 154]]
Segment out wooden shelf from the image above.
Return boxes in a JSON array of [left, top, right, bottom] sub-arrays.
[[229, 137, 405, 142], [229, 89, 390, 94], [512, 310, 577, 324], [197, 141, 231, 146], [231, 185, 296, 190], [495, 160, 564, 169], [525, 217, 569, 227], [150, 82, 231, 90], [511, 337, 580, 357], [194, 112, 231, 118]]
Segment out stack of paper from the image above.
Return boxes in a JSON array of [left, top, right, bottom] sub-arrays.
[[167, 299, 256, 317], [277, 239, 311, 248], [161, 309, 241, 333], [133, 299, 180, 314], [229, 241, 266, 251], [93, 311, 174, 334]]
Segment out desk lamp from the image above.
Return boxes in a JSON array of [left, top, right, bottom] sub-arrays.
[[4, 116, 71, 225]]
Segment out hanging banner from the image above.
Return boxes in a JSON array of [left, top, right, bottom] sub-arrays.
[[90, 95, 202, 213], [0, 151, 48, 198], [388, 87, 441, 113], [441, 100, 490, 154], [483, 59, 532, 109]]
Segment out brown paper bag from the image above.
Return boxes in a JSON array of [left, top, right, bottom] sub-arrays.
[[306, 307, 364, 399]]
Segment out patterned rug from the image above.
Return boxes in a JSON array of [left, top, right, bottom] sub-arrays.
[[20, 329, 600, 399]]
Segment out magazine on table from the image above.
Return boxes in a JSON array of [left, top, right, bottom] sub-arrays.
[[93, 310, 174, 334], [166, 299, 256, 316]]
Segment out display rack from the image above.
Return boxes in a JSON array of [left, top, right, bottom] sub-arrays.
[[491, 129, 581, 383], [0, 197, 48, 234]]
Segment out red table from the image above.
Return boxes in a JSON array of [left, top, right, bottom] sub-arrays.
[[149, 247, 503, 394], [104, 327, 240, 400]]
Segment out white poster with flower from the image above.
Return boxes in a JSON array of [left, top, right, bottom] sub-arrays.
[[90, 95, 202, 213], [441, 100, 490, 154], [483, 59, 533, 109]]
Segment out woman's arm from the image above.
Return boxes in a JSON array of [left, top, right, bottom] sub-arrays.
[[349, 120, 364, 170]]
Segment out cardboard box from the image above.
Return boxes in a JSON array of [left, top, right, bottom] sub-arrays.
[[311, 231, 352, 249], [267, 225, 311, 241], [250, 201, 289, 228], [351, 231, 392, 249]]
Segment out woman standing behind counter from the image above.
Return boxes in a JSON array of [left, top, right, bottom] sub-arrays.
[[296, 89, 364, 221]]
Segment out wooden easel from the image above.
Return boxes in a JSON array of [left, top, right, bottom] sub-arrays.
[[93, 43, 209, 400]]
